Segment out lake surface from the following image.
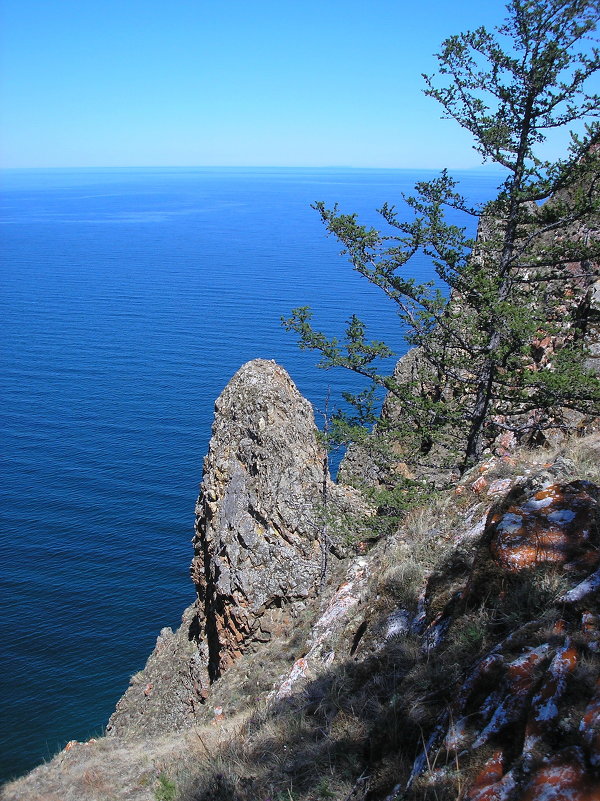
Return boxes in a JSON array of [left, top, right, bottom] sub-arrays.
[[0, 166, 502, 781]]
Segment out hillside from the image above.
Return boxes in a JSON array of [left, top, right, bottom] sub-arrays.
[[3, 350, 600, 801], [3, 144, 600, 801]]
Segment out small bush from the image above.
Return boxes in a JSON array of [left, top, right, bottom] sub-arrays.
[[155, 773, 177, 801]]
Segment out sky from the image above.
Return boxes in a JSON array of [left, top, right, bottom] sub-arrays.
[[0, 0, 596, 169]]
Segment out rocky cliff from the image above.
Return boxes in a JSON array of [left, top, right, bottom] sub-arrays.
[[103, 359, 348, 739], [191, 359, 333, 679], [24, 359, 357, 748], [3, 355, 600, 801]]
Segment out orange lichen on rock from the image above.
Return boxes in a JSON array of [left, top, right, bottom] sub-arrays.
[[467, 749, 505, 797], [472, 645, 550, 748], [488, 482, 599, 573], [406, 476, 600, 801], [520, 747, 600, 800], [466, 765, 518, 801], [472, 476, 489, 493], [488, 478, 513, 497], [524, 641, 578, 750]]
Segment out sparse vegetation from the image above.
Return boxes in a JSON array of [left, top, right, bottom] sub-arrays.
[[155, 773, 177, 801], [168, 432, 599, 801], [3, 433, 598, 801], [284, 0, 600, 475]]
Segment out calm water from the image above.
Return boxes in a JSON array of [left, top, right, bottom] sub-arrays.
[[0, 166, 501, 781]]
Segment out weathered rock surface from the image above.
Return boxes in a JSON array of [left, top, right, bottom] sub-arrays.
[[401, 471, 600, 801], [339, 346, 460, 489], [106, 602, 208, 738], [106, 359, 345, 739], [191, 359, 331, 678]]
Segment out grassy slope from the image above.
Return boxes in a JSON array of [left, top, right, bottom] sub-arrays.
[[5, 435, 599, 801]]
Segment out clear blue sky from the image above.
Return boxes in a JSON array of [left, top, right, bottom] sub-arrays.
[[0, 0, 593, 169]]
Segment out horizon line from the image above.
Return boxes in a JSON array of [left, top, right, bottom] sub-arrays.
[[1, 163, 506, 172]]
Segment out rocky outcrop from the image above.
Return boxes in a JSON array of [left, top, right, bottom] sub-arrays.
[[106, 603, 207, 738], [586, 278, 600, 373], [190, 359, 332, 679], [106, 359, 349, 738], [400, 471, 600, 801], [263, 445, 600, 801]]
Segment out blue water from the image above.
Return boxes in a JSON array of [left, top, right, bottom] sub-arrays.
[[0, 166, 501, 781]]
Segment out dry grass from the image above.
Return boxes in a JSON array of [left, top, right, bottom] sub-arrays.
[[0, 731, 201, 801], [7, 434, 598, 801], [374, 489, 478, 624], [545, 433, 600, 483], [177, 439, 593, 801], [176, 434, 599, 799], [178, 623, 492, 801], [480, 431, 600, 485]]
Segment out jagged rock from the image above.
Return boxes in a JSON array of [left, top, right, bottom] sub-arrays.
[[585, 279, 600, 375], [106, 359, 342, 738], [272, 557, 370, 700], [191, 359, 336, 678], [106, 602, 208, 738]]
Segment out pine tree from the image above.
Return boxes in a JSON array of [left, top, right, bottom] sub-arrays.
[[284, 0, 600, 475]]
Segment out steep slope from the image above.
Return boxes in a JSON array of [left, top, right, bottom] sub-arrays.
[[3, 356, 600, 801], [178, 438, 600, 801], [105, 358, 356, 740]]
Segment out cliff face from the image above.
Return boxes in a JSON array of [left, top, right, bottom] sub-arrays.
[[104, 359, 339, 738], [191, 359, 328, 679]]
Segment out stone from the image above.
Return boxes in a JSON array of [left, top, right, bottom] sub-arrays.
[[487, 481, 600, 573], [191, 359, 334, 678], [108, 359, 339, 736]]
